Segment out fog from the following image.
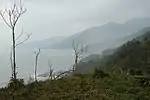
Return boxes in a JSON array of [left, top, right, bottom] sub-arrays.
[[0, 0, 150, 45], [0, 0, 150, 86]]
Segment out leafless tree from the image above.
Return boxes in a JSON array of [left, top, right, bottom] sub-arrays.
[[34, 49, 41, 81], [43, 41, 85, 80], [72, 40, 85, 74], [0, 0, 30, 79], [48, 60, 54, 80], [9, 29, 31, 78]]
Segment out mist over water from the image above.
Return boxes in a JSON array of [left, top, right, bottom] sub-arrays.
[[0, 49, 76, 86]]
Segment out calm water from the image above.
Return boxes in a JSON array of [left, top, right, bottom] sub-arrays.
[[0, 49, 75, 86]]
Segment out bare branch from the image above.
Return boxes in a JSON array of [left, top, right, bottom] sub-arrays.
[[9, 12, 13, 27], [15, 33, 32, 47], [72, 40, 85, 74], [0, 11, 12, 28], [13, 1, 27, 27], [13, 10, 26, 27], [11, 4, 16, 14], [54, 70, 73, 80], [15, 28, 24, 40]]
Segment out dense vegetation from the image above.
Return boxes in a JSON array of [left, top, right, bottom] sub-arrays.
[[0, 70, 150, 100]]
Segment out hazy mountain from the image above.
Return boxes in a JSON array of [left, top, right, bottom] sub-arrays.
[[18, 36, 66, 50], [75, 27, 150, 74], [82, 27, 150, 63], [50, 18, 150, 50], [86, 27, 150, 54], [125, 17, 150, 31], [50, 22, 128, 49]]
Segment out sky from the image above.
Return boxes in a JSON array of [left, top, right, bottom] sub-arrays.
[[0, 0, 150, 49]]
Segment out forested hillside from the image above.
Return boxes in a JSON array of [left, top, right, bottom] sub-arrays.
[[75, 29, 150, 74]]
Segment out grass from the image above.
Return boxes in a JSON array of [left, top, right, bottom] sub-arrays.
[[0, 72, 150, 100]]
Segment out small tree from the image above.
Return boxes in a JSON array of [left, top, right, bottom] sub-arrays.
[[0, 0, 30, 79], [34, 49, 41, 81], [72, 40, 85, 74], [48, 60, 54, 80]]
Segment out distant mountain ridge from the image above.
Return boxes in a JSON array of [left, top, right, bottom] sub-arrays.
[[86, 27, 150, 54], [50, 22, 128, 49], [50, 17, 150, 50], [18, 17, 150, 52]]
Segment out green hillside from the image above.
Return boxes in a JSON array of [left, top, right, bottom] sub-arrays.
[[0, 72, 150, 100], [75, 30, 150, 75]]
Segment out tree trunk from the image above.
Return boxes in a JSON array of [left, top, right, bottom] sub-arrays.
[[34, 55, 38, 81], [12, 28, 16, 79], [73, 55, 78, 74]]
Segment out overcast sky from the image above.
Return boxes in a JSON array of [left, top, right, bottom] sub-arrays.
[[0, 0, 150, 49]]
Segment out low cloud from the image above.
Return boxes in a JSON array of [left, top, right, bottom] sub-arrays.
[[0, 0, 150, 46]]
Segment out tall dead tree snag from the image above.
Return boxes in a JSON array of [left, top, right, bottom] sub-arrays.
[[0, 0, 30, 79], [34, 49, 41, 82], [9, 29, 31, 79], [72, 40, 85, 74]]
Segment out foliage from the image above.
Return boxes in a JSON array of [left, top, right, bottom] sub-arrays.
[[0, 72, 150, 100], [7, 78, 25, 90], [93, 68, 110, 79], [76, 36, 150, 75]]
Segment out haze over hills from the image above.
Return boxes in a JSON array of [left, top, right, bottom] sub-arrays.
[[14, 18, 150, 77], [49, 18, 150, 50], [80, 27, 150, 64], [18, 17, 150, 53], [1, 0, 150, 99], [18, 36, 66, 50], [86, 27, 150, 54], [7, 17, 150, 82], [13, 18, 150, 80], [75, 27, 150, 74]]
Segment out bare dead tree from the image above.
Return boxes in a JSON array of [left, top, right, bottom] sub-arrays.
[[72, 40, 85, 74], [34, 49, 41, 81], [9, 29, 31, 78], [47, 41, 86, 80], [48, 60, 54, 80], [0, 0, 29, 79]]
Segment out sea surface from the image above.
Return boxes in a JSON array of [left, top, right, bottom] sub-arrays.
[[0, 49, 76, 87]]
